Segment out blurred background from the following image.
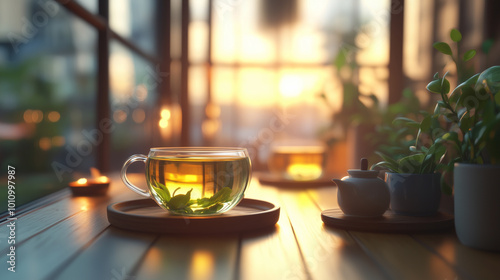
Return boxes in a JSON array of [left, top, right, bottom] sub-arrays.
[[1, 0, 499, 208]]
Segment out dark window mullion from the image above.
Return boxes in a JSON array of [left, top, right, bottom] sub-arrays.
[[180, 0, 190, 146], [97, 0, 110, 172]]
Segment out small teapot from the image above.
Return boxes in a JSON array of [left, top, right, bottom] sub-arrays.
[[332, 158, 390, 217]]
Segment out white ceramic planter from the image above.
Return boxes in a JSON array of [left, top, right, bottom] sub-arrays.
[[454, 163, 500, 251]]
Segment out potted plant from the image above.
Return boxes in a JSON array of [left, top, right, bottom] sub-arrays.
[[428, 29, 500, 251], [372, 113, 446, 216]]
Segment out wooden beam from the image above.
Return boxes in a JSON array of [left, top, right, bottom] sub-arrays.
[[55, 0, 158, 64], [154, 0, 171, 147], [388, 0, 405, 104], [96, 0, 110, 172], [180, 0, 190, 146]]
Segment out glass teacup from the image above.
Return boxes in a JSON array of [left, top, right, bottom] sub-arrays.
[[267, 144, 326, 181], [121, 147, 251, 216]]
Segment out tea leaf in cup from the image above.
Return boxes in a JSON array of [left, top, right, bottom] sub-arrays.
[[194, 203, 224, 214], [194, 187, 233, 212], [152, 181, 171, 203], [210, 187, 232, 204], [168, 189, 193, 210]]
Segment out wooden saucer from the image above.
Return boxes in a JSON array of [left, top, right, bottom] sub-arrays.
[[321, 208, 454, 233], [107, 198, 280, 234]]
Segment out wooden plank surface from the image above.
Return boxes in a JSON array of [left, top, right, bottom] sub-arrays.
[[239, 182, 308, 280], [413, 233, 500, 280], [0, 174, 144, 279], [0, 192, 84, 248], [51, 228, 157, 280], [278, 188, 388, 280], [310, 183, 460, 280], [134, 235, 240, 280], [351, 232, 459, 280]]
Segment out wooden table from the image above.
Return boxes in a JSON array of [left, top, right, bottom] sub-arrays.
[[1, 173, 499, 280]]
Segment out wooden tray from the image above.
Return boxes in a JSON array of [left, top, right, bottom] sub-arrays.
[[257, 172, 335, 188], [321, 208, 454, 233], [107, 198, 280, 234]]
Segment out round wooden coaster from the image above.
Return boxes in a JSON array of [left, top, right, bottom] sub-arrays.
[[107, 198, 280, 234], [321, 208, 454, 233], [257, 172, 336, 188]]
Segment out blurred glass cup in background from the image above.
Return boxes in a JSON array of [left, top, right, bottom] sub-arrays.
[[267, 141, 326, 181]]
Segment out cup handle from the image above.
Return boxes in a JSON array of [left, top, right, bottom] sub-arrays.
[[121, 154, 150, 197]]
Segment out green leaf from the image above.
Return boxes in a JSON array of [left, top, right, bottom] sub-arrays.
[[210, 187, 232, 204], [475, 65, 500, 95], [433, 42, 452, 55], [451, 73, 479, 96], [436, 101, 450, 111], [373, 151, 399, 172], [441, 78, 451, 95], [427, 79, 441, 94], [168, 189, 193, 210], [371, 161, 398, 173], [153, 181, 171, 203], [472, 121, 488, 146], [463, 49, 476, 61], [459, 113, 474, 133], [442, 132, 461, 151], [427, 78, 450, 94], [393, 117, 420, 128], [420, 115, 432, 132], [444, 113, 458, 123], [450, 29, 462, 42], [456, 87, 477, 110], [434, 103, 443, 115], [196, 187, 233, 210], [194, 203, 224, 214], [196, 197, 212, 208], [420, 141, 446, 174], [172, 187, 181, 196], [398, 154, 425, 174], [482, 101, 496, 124], [451, 73, 479, 106]]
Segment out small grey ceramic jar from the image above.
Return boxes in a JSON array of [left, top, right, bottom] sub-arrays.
[[385, 173, 441, 216]]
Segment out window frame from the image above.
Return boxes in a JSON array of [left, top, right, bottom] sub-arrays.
[[54, 0, 165, 172]]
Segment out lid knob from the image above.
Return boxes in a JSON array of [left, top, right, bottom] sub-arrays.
[[360, 158, 368, 171]]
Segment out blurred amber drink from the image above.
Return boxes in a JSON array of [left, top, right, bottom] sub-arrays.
[[268, 146, 325, 181]]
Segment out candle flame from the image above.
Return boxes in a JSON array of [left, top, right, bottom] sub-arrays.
[[77, 178, 88, 185], [98, 176, 109, 183]]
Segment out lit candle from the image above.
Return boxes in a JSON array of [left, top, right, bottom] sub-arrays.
[[69, 172, 110, 196]]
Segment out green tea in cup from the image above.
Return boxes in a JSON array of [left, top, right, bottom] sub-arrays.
[[121, 147, 251, 216], [268, 145, 325, 181]]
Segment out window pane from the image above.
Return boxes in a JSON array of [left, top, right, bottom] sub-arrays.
[[0, 0, 97, 210], [189, 65, 207, 145], [207, 0, 390, 167], [74, 0, 98, 13], [212, 0, 276, 63], [109, 41, 158, 171], [190, 0, 209, 63], [109, 0, 156, 54]]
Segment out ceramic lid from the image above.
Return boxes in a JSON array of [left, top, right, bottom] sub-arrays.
[[347, 158, 380, 178], [347, 169, 380, 178]]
